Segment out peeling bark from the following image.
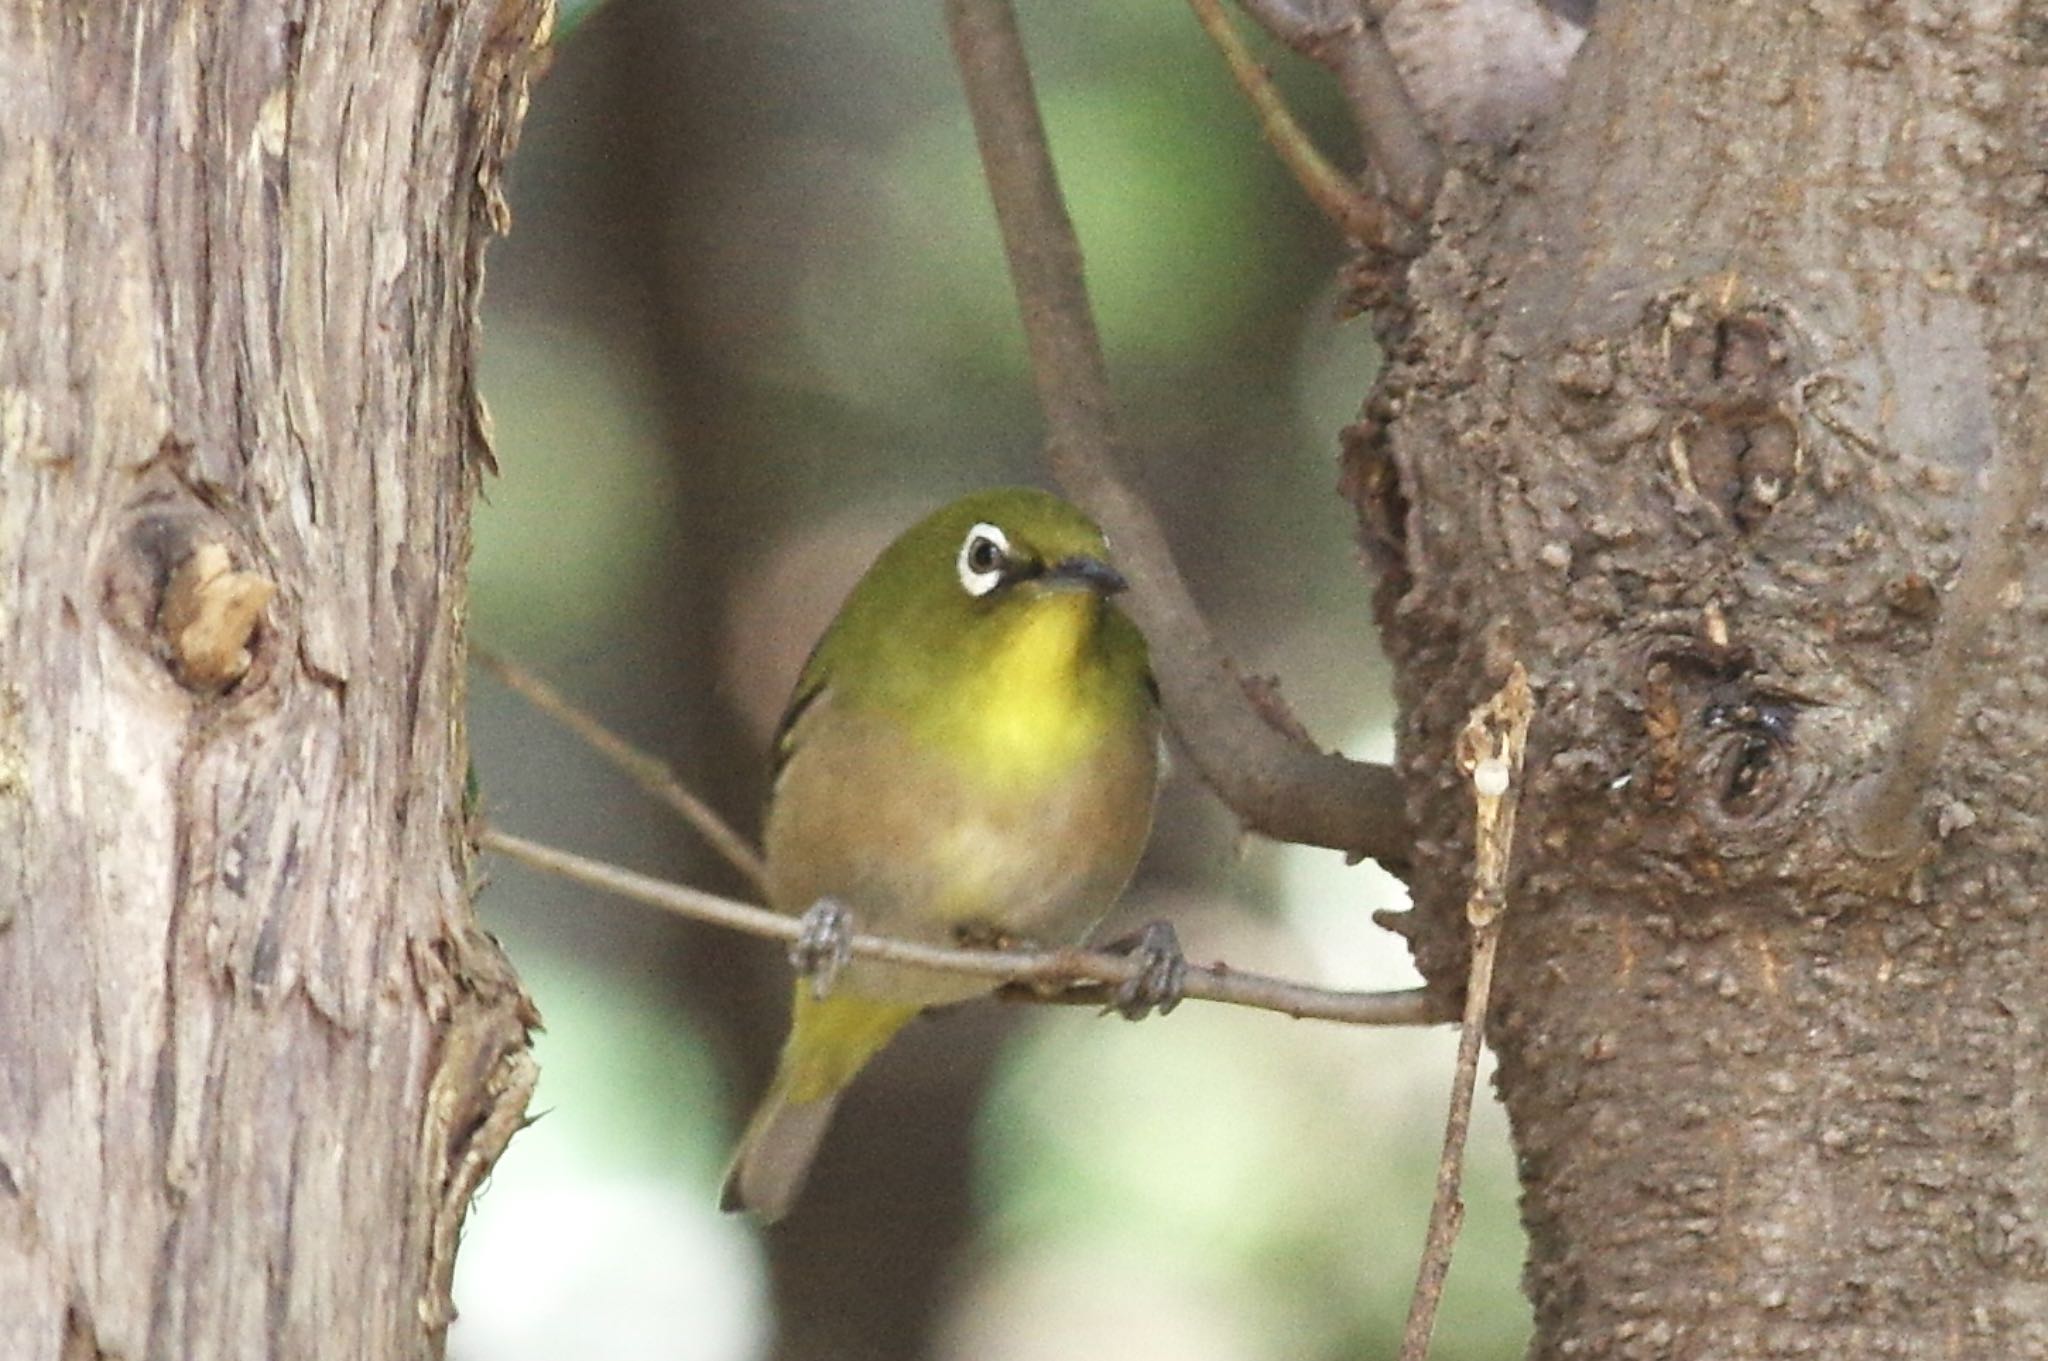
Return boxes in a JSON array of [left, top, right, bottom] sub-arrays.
[[1367, 5, 2048, 1356], [0, 3, 551, 1357]]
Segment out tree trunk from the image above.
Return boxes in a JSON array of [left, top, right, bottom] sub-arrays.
[[1366, 5, 2048, 1356], [0, 3, 550, 1356]]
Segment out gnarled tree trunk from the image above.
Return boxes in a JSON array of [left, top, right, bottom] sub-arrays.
[[1370, 5, 2048, 1356], [0, 3, 550, 1356]]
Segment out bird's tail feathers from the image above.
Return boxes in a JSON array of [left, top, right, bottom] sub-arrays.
[[720, 990, 921, 1223], [720, 1081, 846, 1223]]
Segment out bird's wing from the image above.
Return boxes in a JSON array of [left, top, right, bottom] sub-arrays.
[[768, 644, 832, 790]]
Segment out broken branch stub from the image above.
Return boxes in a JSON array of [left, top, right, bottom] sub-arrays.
[[158, 542, 276, 693]]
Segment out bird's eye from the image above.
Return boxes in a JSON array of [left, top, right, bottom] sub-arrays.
[[957, 522, 1009, 597]]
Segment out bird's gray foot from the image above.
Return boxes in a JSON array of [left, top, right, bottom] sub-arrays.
[[790, 897, 854, 999], [1104, 919, 1187, 1020]]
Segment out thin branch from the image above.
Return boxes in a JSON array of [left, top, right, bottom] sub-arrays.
[[472, 647, 770, 894], [1848, 381, 2048, 859], [471, 647, 1430, 1026], [482, 827, 1445, 1028], [943, 0, 1411, 869], [1183, 0, 1395, 245], [1234, 0, 1442, 219], [1399, 664, 1532, 1361]]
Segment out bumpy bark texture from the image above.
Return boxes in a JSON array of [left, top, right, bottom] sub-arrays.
[[0, 3, 551, 1357], [1362, 5, 2048, 1357]]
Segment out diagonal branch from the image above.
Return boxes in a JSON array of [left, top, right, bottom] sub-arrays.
[[472, 648, 770, 894], [1399, 663, 1532, 1361], [943, 0, 1411, 869], [483, 828, 1447, 1028], [1183, 0, 1400, 247], [1848, 379, 2048, 860], [1234, 0, 1442, 220]]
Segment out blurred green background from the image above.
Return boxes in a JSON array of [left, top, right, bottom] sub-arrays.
[[454, 2, 1526, 1358]]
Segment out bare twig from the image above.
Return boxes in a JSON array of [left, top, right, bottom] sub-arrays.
[[1183, 0, 1395, 245], [472, 647, 770, 894], [482, 827, 1445, 1027], [1848, 380, 2048, 860], [943, 0, 1410, 869], [1399, 663, 1532, 1361], [1234, 0, 1442, 220]]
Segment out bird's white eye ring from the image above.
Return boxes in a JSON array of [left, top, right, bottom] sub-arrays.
[[957, 522, 1009, 597]]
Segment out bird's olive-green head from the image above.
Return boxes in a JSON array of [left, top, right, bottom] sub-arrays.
[[782, 487, 1154, 777]]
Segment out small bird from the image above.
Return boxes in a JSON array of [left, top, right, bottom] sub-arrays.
[[721, 487, 1162, 1223]]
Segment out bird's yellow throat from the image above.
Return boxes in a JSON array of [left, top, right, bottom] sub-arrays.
[[958, 590, 1116, 787]]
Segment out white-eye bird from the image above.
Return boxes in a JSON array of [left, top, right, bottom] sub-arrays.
[[721, 487, 1161, 1223]]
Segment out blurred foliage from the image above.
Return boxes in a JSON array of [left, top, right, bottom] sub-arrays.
[[452, 954, 769, 1361], [553, 0, 610, 42], [796, 84, 1272, 413], [515, 951, 737, 1184], [975, 859, 1526, 1361], [470, 322, 672, 657]]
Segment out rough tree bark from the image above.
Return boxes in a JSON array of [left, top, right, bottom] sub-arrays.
[[0, 3, 550, 1357], [1365, 4, 2048, 1356]]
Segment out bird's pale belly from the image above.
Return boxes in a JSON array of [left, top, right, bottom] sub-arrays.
[[764, 701, 1158, 1008]]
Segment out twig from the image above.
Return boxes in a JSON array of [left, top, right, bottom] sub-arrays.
[[943, 0, 1410, 869], [1183, 0, 1395, 245], [482, 827, 1446, 1028], [472, 647, 770, 894], [471, 648, 1431, 1027], [1848, 380, 2048, 860], [1399, 663, 1532, 1361], [1234, 0, 1442, 220]]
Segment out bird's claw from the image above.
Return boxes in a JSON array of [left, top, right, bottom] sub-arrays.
[[791, 897, 854, 999], [1105, 919, 1187, 1020]]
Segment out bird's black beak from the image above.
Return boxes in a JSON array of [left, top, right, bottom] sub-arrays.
[[1041, 555, 1128, 596]]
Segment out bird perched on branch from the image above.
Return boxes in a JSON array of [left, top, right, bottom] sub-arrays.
[[722, 487, 1166, 1223]]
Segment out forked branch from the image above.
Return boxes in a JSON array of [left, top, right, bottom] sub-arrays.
[[1233, 0, 1442, 220], [1183, 0, 1398, 246], [474, 647, 769, 893]]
